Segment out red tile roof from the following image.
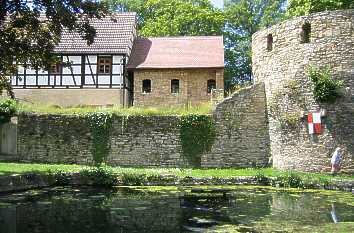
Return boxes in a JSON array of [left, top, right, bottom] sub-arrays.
[[127, 36, 224, 69]]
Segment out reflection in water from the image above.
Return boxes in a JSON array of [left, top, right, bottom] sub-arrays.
[[331, 203, 339, 223], [0, 186, 352, 233]]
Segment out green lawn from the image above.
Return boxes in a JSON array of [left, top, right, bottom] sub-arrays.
[[0, 162, 353, 181]]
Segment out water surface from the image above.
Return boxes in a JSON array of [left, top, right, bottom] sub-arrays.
[[0, 186, 353, 232]]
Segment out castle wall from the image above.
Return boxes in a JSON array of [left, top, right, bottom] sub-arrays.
[[2, 83, 268, 168], [252, 10, 354, 173]]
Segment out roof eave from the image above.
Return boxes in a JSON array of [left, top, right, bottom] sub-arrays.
[[127, 66, 225, 70]]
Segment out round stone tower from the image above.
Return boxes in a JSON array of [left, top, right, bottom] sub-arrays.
[[252, 10, 354, 173]]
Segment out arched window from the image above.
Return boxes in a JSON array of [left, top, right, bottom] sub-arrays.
[[267, 34, 273, 51], [301, 22, 311, 43], [142, 79, 151, 93], [171, 79, 179, 94], [207, 79, 216, 93]]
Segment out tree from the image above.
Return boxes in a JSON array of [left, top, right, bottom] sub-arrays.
[[286, 0, 354, 18], [224, 0, 286, 90], [105, 0, 224, 37], [0, 0, 108, 97]]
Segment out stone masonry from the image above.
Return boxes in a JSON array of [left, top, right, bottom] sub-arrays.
[[10, 83, 268, 168], [133, 68, 224, 107], [252, 10, 354, 173], [203, 83, 270, 167]]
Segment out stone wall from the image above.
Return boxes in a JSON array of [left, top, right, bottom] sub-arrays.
[[16, 114, 185, 166], [12, 88, 126, 107], [252, 10, 354, 173], [203, 83, 270, 167], [11, 83, 268, 168], [133, 68, 224, 107]]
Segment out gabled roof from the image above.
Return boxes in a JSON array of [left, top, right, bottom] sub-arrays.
[[54, 13, 136, 55], [127, 36, 224, 69]]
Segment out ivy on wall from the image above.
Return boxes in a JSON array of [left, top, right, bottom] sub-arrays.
[[85, 112, 113, 166], [0, 98, 18, 124], [179, 115, 216, 167], [308, 66, 343, 103]]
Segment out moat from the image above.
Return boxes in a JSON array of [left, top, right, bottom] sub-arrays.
[[0, 186, 353, 232]]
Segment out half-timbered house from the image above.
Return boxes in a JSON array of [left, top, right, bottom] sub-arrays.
[[11, 13, 137, 107]]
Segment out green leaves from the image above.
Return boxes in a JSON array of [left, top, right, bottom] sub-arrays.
[[308, 66, 343, 103], [224, 0, 286, 88], [0, 0, 107, 95], [107, 0, 224, 37], [179, 115, 216, 167], [0, 98, 18, 124], [85, 112, 113, 166], [286, 0, 354, 18]]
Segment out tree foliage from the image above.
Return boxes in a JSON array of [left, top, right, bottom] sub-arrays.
[[286, 0, 354, 18], [0, 0, 108, 97], [106, 0, 224, 37], [224, 0, 286, 89]]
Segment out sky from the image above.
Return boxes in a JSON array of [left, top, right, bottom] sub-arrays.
[[211, 0, 224, 9]]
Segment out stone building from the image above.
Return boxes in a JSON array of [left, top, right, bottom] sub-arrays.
[[127, 37, 224, 107], [252, 10, 354, 173]]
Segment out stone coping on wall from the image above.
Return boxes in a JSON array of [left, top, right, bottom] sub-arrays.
[[0, 173, 353, 194]]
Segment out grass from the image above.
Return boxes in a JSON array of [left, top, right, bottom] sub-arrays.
[[0, 162, 353, 181], [17, 102, 213, 116]]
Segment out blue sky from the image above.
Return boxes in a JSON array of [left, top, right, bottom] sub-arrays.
[[211, 0, 224, 9]]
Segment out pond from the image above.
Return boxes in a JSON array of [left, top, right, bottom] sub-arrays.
[[0, 186, 353, 233]]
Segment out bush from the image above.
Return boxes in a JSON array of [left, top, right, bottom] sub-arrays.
[[272, 172, 304, 188], [255, 171, 270, 185], [121, 173, 147, 186], [79, 166, 117, 187], [0, 98, 18, 124], [308, 66, 343, 103], [48, 170, 71, 185]]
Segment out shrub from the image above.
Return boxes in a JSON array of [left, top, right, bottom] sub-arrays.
[[0, 98, 18, 124], [49, 170, 71, 185], [121, 173, 147, 186], [255, 171, 270, 185], [79, 166, 117, 187], [272, 172, 304, 188], [308, 66, 343, 103]]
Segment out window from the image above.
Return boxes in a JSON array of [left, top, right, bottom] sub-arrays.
[[50, 63, 60, 74], [171, 79, 179, 94], [267, 34, 273, 51], [301, 23, 311, 43], [142, 79, 151, 93], [98, 56, 112, 74], [207, 79, 216, 93]]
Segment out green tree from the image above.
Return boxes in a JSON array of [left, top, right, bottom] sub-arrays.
[[106, 0, 224, 37], [224, 0, 286, 89], [0, 0, 108, 97], [286, 0, 354, 18]]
